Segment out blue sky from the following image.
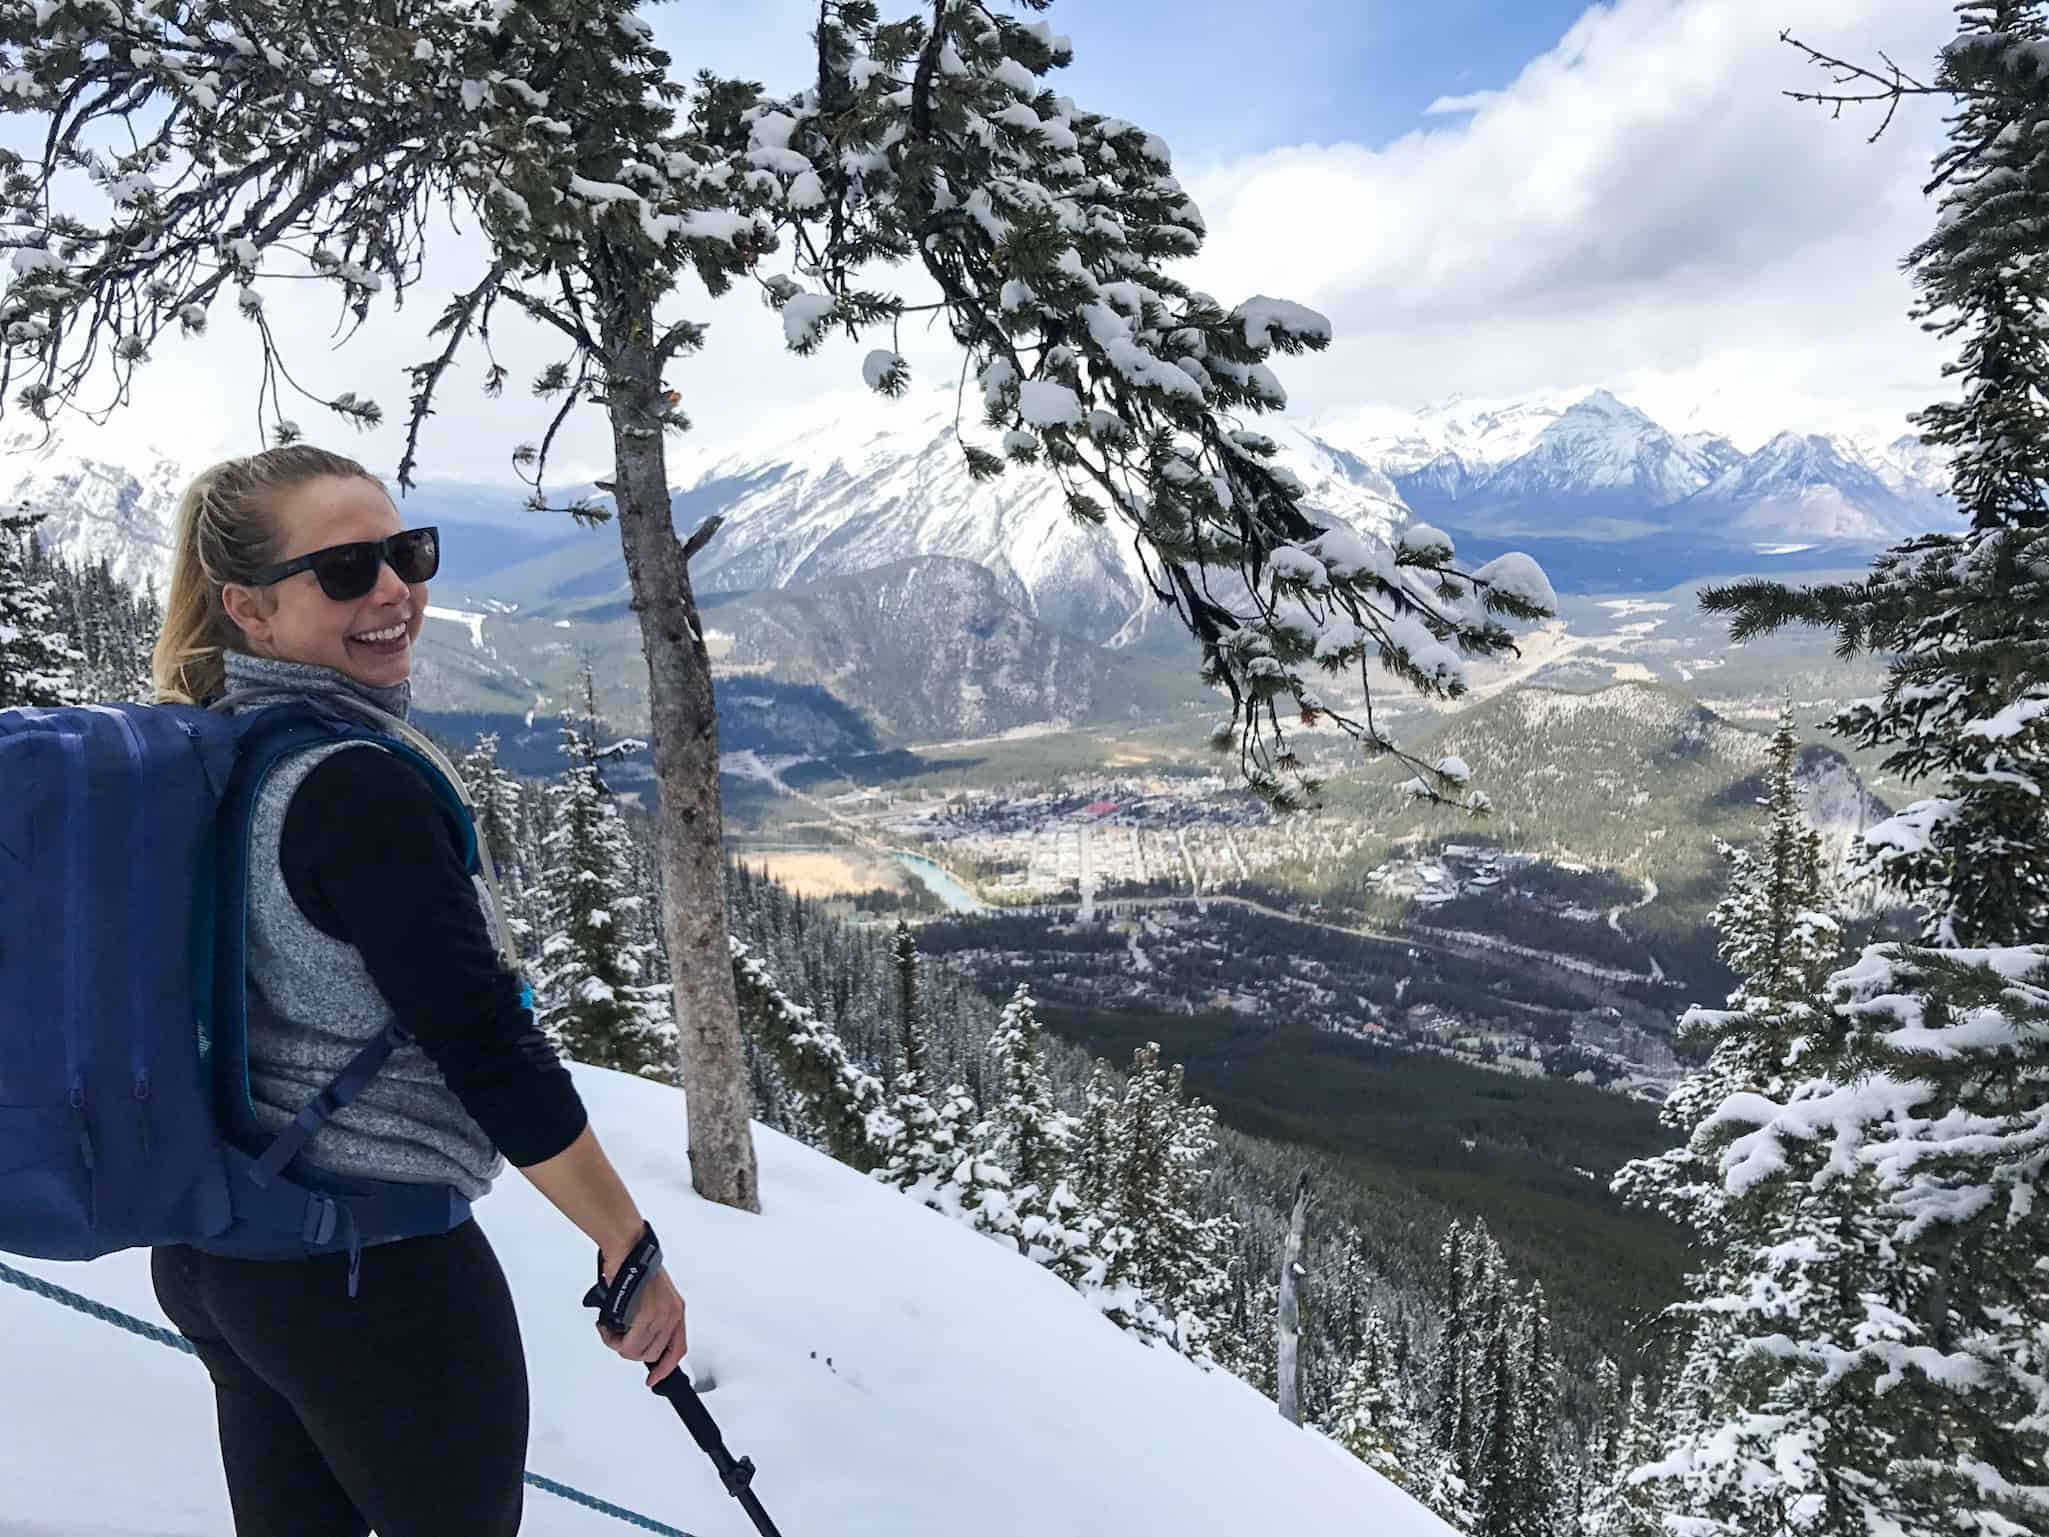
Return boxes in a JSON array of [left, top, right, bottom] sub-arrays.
[[1048, 0, 1599, 159]]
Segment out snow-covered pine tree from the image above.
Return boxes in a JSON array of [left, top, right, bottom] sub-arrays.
[[788, 2, 1554, 812], [1104, 1046, 1187, 1321], [1509, 1283, 1564, 1537], [29, 543, 157, 702], [459, 732, 531, 956], [1574, 1357, 1624, 1537], [1906, 2, 2049, 537], [1707, 9, 2049, 951], [0, 512, 81, 708], [1431, 1221, 1475, 1480], [1431, 1218, 1506, 1509], [980, 984, 1107, 1285], [876, 922, 985, 1218], [1798, 944, 2049, 1535], [1587, 1376, 1664, 1537], [891, 920, 930, 1087], [1471, 1284, 1525, 1537], [729, 935, 894, 1172], [1161, 1066, 1238, 1359], [1075, 1055, 1123, 1212], [1611, 704, 1901, 1534], [534, 675, 676, 1082], [1330, 1309, 1429, 1495]]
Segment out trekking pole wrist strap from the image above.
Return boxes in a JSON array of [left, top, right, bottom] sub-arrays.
[[583, 1222, 663, 1336]]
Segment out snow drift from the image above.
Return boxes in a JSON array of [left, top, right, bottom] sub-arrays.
[[0, 1064, 1454, 1537]]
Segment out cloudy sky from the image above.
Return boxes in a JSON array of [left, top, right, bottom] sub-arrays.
[[23, 0, 1958, 486]]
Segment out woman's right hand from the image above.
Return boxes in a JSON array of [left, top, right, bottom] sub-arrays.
[[600, 1260, 688, 1388]]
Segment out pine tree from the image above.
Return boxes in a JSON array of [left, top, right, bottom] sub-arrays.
[[534, 674, 676, 1082], [876, 922, 983, 1217], [1612, 704, 1901, 1534], [1510, 1284, 1564, 1537], [1705, 9, 2049, 950], [1808, 944, 2049, 1535], [1331, 1309, 1428, 1496], [1576, 1358, 1623, 1537], [459, 733, 531, 956], [1431, 1222, 1475, 1481], [980, 985, 1109, 1287], [1907, 3, 2049, 535], [1471, 1289, 1524, 1537], [1433, 1219, 1507, 1505], [1102, 1047, 1182, 1306], [729, 935, 893, 1172], [0, 513, 81, 708], [1075, 1056, 1123, 1212], [1587, 1376, 1664, 1537], [1156, 1068, 1237, 1358]]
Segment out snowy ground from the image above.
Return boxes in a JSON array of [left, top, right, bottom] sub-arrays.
[[1, 1066, 1453, 1537]]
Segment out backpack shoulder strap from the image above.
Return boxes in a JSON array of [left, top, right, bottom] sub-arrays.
[[217, 689, 516, 972]]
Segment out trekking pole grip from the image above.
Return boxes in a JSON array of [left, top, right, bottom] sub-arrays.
[[581, 1222, 662, 1337]]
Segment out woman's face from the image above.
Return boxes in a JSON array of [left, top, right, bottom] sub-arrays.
[[222, 475, 427, 690]]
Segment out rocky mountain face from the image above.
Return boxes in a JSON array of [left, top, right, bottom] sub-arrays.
[[711, 555, 1211, 742]]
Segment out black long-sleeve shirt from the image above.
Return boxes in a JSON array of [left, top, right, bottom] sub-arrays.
[[279, 745, 587, 1168]]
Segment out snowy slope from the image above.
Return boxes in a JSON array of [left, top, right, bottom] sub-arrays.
[[0, 1064, 1453, 1537]]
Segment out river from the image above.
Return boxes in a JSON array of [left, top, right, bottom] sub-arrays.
[[895, 853, 987, 914]]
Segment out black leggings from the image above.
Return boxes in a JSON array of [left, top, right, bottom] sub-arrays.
[[151, 1220, 529, 1537]]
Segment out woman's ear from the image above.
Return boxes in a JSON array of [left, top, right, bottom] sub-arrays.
[[220, 582, 276, 649]]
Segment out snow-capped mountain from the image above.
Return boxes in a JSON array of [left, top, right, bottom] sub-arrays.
[[1321, 387, 1733, 501], [1692, 430, 1934, 544], [1314, 387, 1957, 548], [1309, 389, 1962, 591], [2, 425, 189, 591], [656, 390, 1405, 644]]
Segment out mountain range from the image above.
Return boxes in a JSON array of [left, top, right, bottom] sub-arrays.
[[5, 387, 1959, 729]]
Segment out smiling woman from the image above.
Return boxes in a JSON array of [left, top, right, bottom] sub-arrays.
[[129, 445, 693, 1537]]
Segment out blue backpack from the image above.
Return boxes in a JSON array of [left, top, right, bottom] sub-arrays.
[[0, 695, 483, 1289]]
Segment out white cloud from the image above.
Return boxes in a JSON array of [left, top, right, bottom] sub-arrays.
[[1423, 90, 1505, 116], [1180, 0, 1958, 448]]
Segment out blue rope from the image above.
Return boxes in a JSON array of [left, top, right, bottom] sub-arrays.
[[0, 1258, 697, 1537]]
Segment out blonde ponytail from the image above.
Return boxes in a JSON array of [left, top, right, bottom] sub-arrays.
[[151, 445, 382, 705]]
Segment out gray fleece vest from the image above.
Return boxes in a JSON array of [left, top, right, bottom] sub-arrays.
[[222, 653, 505, 1200]]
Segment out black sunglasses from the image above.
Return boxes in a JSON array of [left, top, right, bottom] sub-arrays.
[[244, 527, 441, 602]]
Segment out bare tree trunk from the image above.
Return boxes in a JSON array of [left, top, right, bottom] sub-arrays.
[[1277, 1167, 1311, 1424], [597, 268, 759, 1213]]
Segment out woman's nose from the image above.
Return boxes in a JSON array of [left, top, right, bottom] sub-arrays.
[[371, 557, 413, 605]]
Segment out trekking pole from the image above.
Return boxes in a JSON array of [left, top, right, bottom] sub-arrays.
[[650, 1367, 785, 1537], [584, 1223, 790, 1537]]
